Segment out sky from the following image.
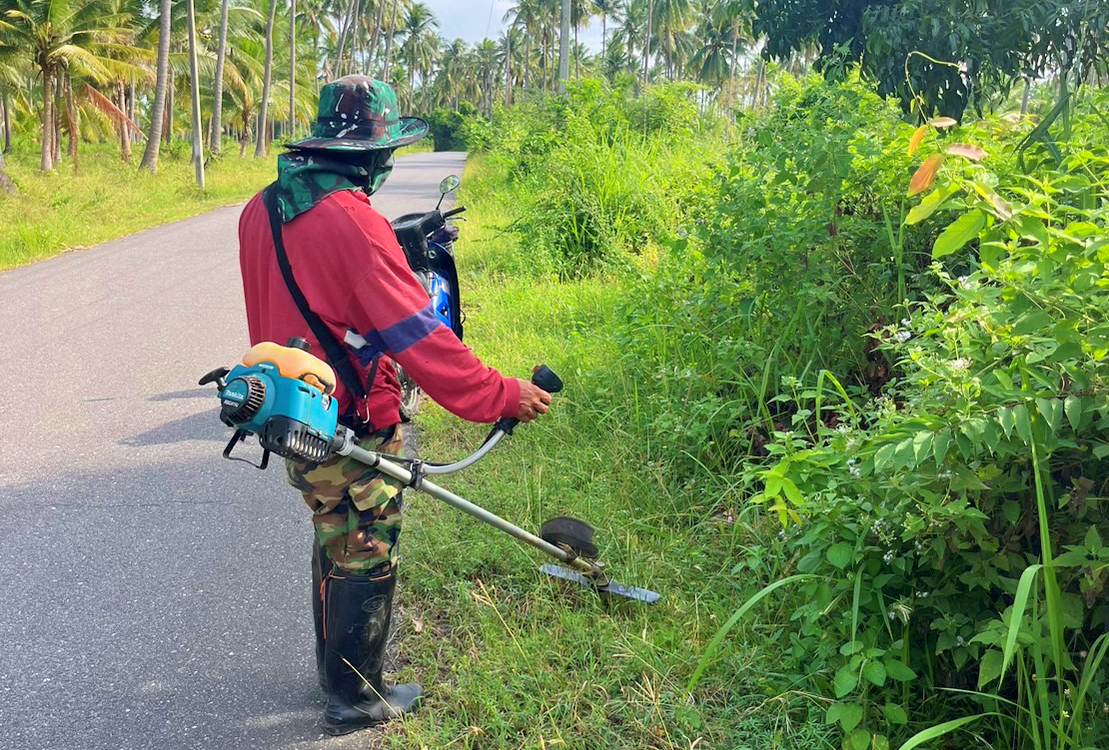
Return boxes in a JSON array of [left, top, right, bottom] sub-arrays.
[[422, 0, 604, 49]]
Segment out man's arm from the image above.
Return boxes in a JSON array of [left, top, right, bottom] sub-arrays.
[[344, 208, 545, 424]]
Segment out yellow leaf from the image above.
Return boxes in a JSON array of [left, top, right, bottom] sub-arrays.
[[908, 154, 945, 196], [929, 116, 958, 129], [946, 143, 987, 162], [908, 125, 928, 156], [973, 182, 1013, 221]]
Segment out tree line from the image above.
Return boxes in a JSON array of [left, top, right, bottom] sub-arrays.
[[0, 0, 1104, 190]]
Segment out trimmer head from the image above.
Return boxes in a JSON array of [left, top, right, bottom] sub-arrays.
[[539, 516, 598, 559], [540, 564, 661, 605]]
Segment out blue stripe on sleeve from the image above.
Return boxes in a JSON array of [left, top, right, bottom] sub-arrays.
[[357, 304, 444, 358]]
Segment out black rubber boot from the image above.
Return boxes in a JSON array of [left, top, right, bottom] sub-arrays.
[[320, 566, 422, 736], [311, 541, 332, 692]]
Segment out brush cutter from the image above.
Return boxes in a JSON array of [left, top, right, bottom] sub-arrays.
[[198, 338, 660, 605]]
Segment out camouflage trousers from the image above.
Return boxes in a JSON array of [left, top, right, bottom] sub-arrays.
[[286, 424, 409, 575]]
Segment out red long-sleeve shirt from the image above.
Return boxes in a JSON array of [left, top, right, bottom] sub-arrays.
[[238, 188, 520, 431]]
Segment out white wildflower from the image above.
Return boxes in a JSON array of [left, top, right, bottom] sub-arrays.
[[894, 330, 912, 343], [950, 357, 971, 372]]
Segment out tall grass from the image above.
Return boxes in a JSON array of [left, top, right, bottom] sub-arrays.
[[0, 142, 274, 269]]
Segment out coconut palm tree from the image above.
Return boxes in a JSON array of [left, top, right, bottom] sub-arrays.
[[399, 1, 436, 96], [650, 0, 690, 80], [2, 0, 133, 171], [473, 37, 497, 115], [612, 0, 644, 75], [140, 0, 172, 171], [184, 0, 202, 186], [496, 27, 523, 105], [504, 0, 542, 91], [690, 4, 732, 94], [254, 0, 278, 156], [208, 0, 231, 151], [0, 59, 13, 190], [593, 0, 619, 60]]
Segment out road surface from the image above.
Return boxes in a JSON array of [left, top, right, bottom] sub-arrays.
[[0, 151, 467, 750]]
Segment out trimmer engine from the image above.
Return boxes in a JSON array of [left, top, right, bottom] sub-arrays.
[[199, 338, 340, 467]]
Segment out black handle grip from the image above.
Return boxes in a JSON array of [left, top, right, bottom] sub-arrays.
[[443, 206, 466, 219], [531, 364, 563, 394], [495, 365, 563, 434]]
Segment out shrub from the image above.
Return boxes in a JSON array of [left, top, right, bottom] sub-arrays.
[[475, 79, 725, 277], [428, 103, 482, 151], [690, 91, 1109, 749], [607, 73, 1107, 748]]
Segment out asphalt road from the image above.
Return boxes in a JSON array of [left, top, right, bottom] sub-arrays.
[[0, 151, 467, 750]]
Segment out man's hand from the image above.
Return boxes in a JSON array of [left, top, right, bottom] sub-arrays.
[[514, 377, 552, 423]]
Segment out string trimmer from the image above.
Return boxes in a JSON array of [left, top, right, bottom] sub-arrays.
[[198, 339, 660, 605]]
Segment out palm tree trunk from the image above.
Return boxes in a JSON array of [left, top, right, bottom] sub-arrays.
[[382, 0, 399, 78], [0, 146, 13, 193], [601, 13, 606, 61], [368, 0, 385, 71], [505, 37, 513, 106], [65, 75, 79, 171], [186, 0, 205, 188], [209, 0, 231, 153], [523, 36, 531, 90], [1020, 78, 1032, 114], [730, 32, 737, 82], [289, 0, 297, 133], [643, 0, 653, 85], [118, 84, 133, 162], [165, 66, 175, 144], [41, 67, 54, 171], [141, 0, 172, 172], [558, 0, 569, 91], [0, 103, 13, 191], [52, 76, 62, 164], [334, 0, 353, 76], [751, 57, 765, 109], [51, 75, 61, 163], [2, 91, 12, 153], [255, 0, 279, 157]]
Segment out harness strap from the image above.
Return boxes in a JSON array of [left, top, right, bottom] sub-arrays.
[[261, 185, 369, 413]]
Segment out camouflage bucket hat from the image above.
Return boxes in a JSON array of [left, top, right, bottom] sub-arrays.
[[287, 75, 428, 152]]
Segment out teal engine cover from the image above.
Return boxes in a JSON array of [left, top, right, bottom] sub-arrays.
[[218, 362, 339, 462]]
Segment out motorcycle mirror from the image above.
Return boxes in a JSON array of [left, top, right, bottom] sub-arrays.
[[439, 175, 461, 195]]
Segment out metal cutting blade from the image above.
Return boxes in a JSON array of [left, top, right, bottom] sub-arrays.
[[540, 564, 661, 604]]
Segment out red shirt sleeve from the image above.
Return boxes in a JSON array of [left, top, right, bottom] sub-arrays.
[[340, 200, 521, 424]]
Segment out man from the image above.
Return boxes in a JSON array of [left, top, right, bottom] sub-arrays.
[[237, 76, 552, 736]]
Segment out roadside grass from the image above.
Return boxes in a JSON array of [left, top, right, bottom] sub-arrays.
[[0, 139, 432, 271], [390, 156, 833, 749]]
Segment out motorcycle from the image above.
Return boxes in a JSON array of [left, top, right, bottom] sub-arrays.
[[390, 174, 466, 417]]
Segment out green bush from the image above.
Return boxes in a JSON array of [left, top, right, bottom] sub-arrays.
[[474, 79, 725, 277], [611, 75, 1108, 749], [427, 103, 482, 151]]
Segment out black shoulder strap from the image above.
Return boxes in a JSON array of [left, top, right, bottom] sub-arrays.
[[261, 185, 367, 402]]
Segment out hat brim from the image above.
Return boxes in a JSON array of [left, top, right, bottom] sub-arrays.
[[285, 116, 429, 152]]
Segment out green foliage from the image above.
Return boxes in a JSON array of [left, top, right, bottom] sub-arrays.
[[753, 0, 1109, 118], [609, 75, 1108, 748], [472, 79, 725, 277], [427, 102, 481, 151]]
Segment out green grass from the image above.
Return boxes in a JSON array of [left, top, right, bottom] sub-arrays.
[[0, 138, 433, 271], [384, 155, 833, 749]]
